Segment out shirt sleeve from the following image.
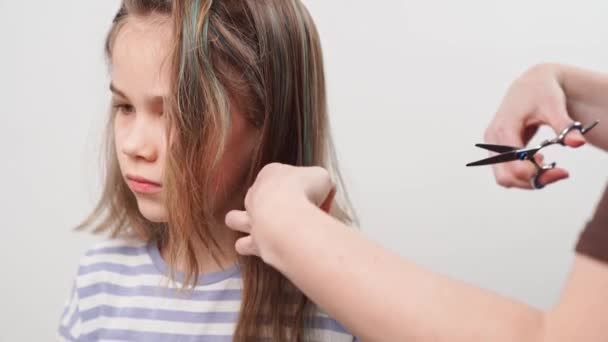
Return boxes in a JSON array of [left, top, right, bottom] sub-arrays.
[[57, 281, 82, 341], [575, 184, 608, 262]]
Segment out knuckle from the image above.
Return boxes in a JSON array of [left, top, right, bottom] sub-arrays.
[[311, 166, 330, 179]]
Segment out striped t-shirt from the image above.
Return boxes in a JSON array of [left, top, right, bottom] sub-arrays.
[[58, 239, 356, 341]]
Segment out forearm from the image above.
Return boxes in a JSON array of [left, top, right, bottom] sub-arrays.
[[267, 202, 545, 342], [555, 64, 608, 151], [546, 186, 608, 341], [541, 255, 608, 342]]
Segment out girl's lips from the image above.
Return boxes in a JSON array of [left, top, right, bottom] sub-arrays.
[[126, 175, 162, 194]]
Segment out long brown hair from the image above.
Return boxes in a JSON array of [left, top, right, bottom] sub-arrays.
[[81, 0, 355, 340]]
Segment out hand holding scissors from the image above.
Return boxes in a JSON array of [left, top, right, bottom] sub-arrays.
[[467, 120, 599, 189]]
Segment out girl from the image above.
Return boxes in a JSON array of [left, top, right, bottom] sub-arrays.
[[58, 0, 357, 341]]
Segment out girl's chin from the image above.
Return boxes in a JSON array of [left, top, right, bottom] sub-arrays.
[[136, 200, 168, 223]]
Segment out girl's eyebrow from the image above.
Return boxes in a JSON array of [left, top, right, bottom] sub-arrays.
[[110, 82, 165, 105], [109, 83, 128, 99]]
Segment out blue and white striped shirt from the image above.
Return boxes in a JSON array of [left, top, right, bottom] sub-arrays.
[[58, 239, 356, 341]]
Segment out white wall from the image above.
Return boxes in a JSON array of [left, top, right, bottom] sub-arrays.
[[1, 0, 608, 340]]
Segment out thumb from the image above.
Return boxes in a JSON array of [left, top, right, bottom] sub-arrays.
[[304, 167, 335, 207], [544, 106, 586, 148]]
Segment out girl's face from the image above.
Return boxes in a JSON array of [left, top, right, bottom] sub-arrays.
[[111, 15, 257, 223]]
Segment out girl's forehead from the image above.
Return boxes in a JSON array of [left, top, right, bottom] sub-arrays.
[[110, 15, 174, 96], [114, 15, 173, 56]]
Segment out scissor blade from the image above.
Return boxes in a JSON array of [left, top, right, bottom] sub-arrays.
[[466, 151, 522, 167], [475, 143, 519, 153], [581, 120, 599, 134]]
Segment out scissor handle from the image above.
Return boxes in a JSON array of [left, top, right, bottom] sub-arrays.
[[529, 159, 557, 189], [555, 122, 584, 145], [555, 120, 599, 145]]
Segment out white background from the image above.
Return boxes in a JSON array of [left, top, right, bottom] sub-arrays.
[[1, 1, 607, 340]]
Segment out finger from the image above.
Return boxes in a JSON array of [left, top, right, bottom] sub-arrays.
[[495, 153, 554, 190], [522, 125, 540, 145], [225, 210, 251, 234], [487, 119, 526, 180], [486, 119, 526, 149], [501, 162, 538, 189], [541, 105, 586, 147], [235, 236, 259, 257], [563, 131, 586, 148], [494, 157, 543, 189], [528, 154, 569, 187], [304, 167, 335, 206], [536, 168, 569, 187], [509, 165, 569, 190], [535, 153, 545, 164]]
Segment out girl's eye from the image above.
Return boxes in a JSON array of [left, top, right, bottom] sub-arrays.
[[113, 104, 135, 115]]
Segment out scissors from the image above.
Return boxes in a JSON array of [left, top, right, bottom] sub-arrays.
[[466, 120, 599, 189]]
